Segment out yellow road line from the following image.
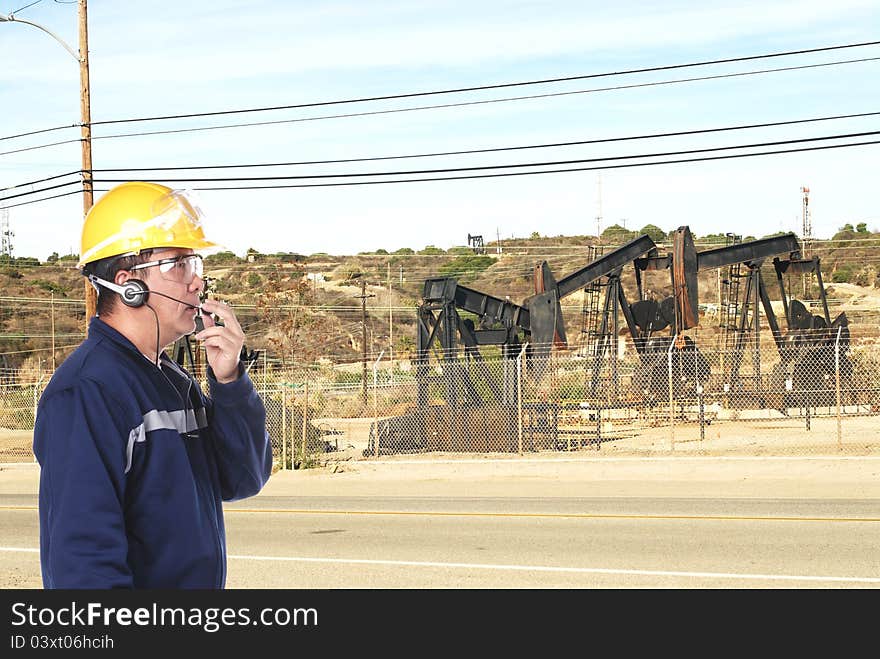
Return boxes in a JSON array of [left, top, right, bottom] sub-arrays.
[[4, 504, 878, 523], [224, 508, 880, 523]]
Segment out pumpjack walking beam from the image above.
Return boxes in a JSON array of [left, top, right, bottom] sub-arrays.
[[527, 234, 658, 348]]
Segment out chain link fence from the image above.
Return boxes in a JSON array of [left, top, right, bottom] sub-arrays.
[[3, 335, 880, 465]]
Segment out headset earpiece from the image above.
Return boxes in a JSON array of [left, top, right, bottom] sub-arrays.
[[87, 273, 150, 307], [119, 279, 149, 307]]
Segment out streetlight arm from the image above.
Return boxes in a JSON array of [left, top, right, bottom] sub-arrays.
[[0, 13, 80, 62]]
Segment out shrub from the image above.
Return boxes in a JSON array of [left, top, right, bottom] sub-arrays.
[[31, 279, 67, 295], [437, 255, 495, 278], [831, 263, 855, 283]]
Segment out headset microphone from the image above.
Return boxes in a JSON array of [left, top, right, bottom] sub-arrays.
[[87, 275, 200, 310]]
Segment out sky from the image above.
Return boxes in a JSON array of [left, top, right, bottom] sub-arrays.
[[1, 0, 878, 261]]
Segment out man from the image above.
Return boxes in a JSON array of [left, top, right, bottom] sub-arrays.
[[33, 181, 273, 588]]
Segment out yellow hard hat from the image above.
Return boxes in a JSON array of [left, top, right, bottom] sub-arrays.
[[78, 181, 221, 268]]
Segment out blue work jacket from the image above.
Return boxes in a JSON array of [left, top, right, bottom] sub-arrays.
[[33, 317, 272, 588]]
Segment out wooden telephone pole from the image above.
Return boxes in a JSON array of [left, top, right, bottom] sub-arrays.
[[80, 0, 96, 325], [354, 277, 375, 406]]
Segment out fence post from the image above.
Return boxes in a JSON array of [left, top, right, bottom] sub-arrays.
[[835, 326, 842, 451], [694, 341, 705, 442], [301, 379, 309, 467], [33, 376, 44, 445], [282, 387, 287, 471], [668, 334, 677, 452], [517, 342, 528, 456], [373, 350, 385, 458]]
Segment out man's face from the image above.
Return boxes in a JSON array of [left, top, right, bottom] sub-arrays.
[[133, 247, 204, 341]]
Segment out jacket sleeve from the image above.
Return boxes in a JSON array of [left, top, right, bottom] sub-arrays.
[[33, 379, 134, 589], [205, 366, 273, 501]]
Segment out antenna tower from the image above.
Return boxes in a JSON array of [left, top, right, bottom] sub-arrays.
[[1, 204, 12, 259], [801, 186, 811, 257]]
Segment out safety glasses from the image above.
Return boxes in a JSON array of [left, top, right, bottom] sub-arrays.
[[129, 254, 204, 283], [151, 189, 204, 232]]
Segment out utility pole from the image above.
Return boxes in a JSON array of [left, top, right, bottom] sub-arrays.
[[387, 262, 393, 382], [354, 277, 375, 406], [80, 0, 96, 325], [50, 293, 56, 370]]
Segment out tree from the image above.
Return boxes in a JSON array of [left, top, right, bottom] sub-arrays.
[[695, 233, 731, 245], [638, 224, 666, 243], [856, 222, 868, 234], [205, 250, 240, 265], [529, 231, 541, 240], [601, 224, 635, 244], [254, 263, 321, 372], [46, 252, 59, 264], [418, 245, 445, 255]]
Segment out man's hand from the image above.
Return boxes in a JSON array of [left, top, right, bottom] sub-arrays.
[[195, 299, 244, 383]]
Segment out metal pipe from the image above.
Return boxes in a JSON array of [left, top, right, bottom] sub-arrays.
[[835, 326, 842, 450], [517, 342, 528, 456], [668, 334, 677, 451]]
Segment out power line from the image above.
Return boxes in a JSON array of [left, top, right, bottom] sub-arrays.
[[88, 57, 880, 143], [0, 123, 80, 143], [0, 138, 82, 158], [0, 188, 81, 210], [91, 110, 880, 172], [0, 41, 880, 147], [4, 55, 877, 157], [0, 170, 81, 193], [182, 139, 880, 190], [87, 40, 880, 127], [0, 179, 81, 202], [93, 130, 880, 185]]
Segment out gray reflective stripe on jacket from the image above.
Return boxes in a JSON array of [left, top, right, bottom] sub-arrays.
[[125, 407, 209, 473]]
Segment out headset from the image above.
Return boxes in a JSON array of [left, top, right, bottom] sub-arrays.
[[88, 273, 205, 435], [87, 274, 199, 310], [88, 271, 249, 354]]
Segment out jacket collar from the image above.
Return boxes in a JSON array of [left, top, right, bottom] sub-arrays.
[[87, 316, 160, 365]]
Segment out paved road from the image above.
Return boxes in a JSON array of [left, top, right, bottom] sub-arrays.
[[2, 458, 879, 588], [219, 495, 880, 588]]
